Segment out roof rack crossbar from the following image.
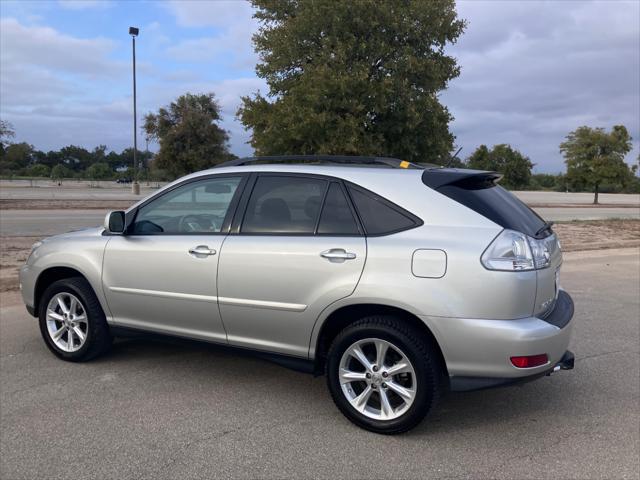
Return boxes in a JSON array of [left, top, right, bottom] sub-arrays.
[[215, 155, 424, 169]]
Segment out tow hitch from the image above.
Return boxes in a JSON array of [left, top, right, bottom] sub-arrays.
[[547, 350, 575, 375]]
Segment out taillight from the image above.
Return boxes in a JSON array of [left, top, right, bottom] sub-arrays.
[[510, 354, 548, 368], [481, 230, 556, 271]]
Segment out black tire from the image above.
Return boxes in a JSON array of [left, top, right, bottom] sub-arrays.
[[326, 315, 442, 434], [38, 277, 112, 362]]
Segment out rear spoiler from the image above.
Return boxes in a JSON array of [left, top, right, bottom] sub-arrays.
[[422, 169, 503, 190]]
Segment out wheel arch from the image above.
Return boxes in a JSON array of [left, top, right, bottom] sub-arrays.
[[312, 303, 449, 379], [34, 266, 101, 317]]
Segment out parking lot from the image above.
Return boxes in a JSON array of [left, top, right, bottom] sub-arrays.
[[0, 183, 639, 478], [1, 250, 638, 477]]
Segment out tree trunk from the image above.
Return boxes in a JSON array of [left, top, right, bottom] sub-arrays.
[[593, 183, 599, 205]]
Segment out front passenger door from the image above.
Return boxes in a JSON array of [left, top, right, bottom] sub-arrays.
[[102, 175, 245, 342]]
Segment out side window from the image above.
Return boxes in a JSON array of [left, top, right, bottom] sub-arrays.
[[130, 176, 242, 234], [347, 185, 418, 235], [317, 183, 360, 235], [242, 176, 327, 234]]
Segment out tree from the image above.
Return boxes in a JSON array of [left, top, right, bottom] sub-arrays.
[[238, 0, 465, 164], [59, 145, 93, 171], [143, 93, 233, 179], [560, 125, 634, 204], [50, 164, 73, 182], [0, 142, 34, 175], [466, 144, 534, 190], [529, 173, 563, 191], [119, 148, 154, 177], [27, 164, 51, 177], [0, 120, 15, 156], [85, 162, 112, 180]]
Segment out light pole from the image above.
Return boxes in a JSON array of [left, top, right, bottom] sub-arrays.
[[129, 26, 140, 195]]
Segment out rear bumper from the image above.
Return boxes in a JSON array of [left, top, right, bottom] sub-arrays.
[[420, 289, 575, 386], [450, 350, 575, 391]]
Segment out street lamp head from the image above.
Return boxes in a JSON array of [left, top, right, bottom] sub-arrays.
[[129, 26, 139, 36]]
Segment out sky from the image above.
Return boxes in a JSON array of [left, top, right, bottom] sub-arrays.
[[0, 0, 638, 173]]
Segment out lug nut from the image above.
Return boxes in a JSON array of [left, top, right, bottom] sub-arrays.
[[382, 372, 388, 378], [365, 373, 371, 379], [373, 365, 379, 372], [382, 383, 387, 388], [371, 384, 377, 389]]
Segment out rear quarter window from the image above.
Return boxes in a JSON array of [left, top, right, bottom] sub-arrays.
[[347, 185, 421, 235]]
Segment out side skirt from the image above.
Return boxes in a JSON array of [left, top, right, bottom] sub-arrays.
[[109, 326, 316, 375]]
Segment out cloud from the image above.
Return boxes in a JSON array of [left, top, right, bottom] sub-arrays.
[[0, 17, 132, 152], [444, 0, 640, 172], [57, 0, 112, 10], [0, 18, 124, 78], [165, 0, 258, 70], [1, 1, 638, 170], [165, 0, 253, 28]]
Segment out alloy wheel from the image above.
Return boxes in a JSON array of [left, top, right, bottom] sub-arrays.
[[338, 338, 417, 421], [45, 292, 88, 353]]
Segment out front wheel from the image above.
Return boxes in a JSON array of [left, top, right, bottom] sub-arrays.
[[39, 277, 112, 362], [326, 316, 442, 434]]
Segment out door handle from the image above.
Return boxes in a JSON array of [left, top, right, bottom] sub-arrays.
[[188, 245, 217, 256], [320, 249, 357, 261]]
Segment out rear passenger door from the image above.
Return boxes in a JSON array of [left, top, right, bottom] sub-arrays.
[[217, 174, 366, 357]]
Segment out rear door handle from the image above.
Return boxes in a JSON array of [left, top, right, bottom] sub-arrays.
[[320, 249, 357, 261], [189, 245, 217, 257]]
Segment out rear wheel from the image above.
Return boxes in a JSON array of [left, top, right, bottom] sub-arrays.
[[39, 277, 112, 361], [326, 315, 441, 434]]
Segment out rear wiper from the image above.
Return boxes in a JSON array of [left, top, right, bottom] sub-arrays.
[[535, 221, 554, 237]]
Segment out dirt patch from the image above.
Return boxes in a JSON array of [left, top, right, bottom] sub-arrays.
[[529, 203, 640, 209], [554, 219, 640, 252], [0, 236, 40, 292], [1, 219, 637, 294]]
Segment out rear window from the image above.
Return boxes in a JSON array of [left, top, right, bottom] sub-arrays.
[[347, 185, 420, 235], [242, 176, 326, 234], [435, 180, 548, 238]]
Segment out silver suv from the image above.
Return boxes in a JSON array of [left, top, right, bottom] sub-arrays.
[[20, 156, 574, 434]]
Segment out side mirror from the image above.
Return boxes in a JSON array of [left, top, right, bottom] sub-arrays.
[[104, 211, 126, 234]]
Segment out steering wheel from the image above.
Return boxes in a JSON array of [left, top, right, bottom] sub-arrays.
[[178, 214, 222, 233]]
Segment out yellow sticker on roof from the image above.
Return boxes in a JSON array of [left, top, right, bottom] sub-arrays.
[[399, 161, 410, 169]]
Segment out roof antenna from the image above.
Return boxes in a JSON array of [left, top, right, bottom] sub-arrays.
[[446, 147, 463, 168]]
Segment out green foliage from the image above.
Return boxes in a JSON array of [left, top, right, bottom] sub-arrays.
[[85, 162, 112, 180], [238, 0, 465, 164], [0, 142, 34, 175], [527, 173, 564, 191], [0, 142, 153, 179], [50, 164, 73, 180], [144, 93, 233, 179], [0, 120, 15, 156], [560, 125, 634, 203], [59, 145, 93, 171], [466, 144, 534, 190], [118, 147, 154, 177], [27, 163, 51, 177]]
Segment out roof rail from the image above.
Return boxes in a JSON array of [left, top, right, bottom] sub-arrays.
[[214, 155, 424, 169]]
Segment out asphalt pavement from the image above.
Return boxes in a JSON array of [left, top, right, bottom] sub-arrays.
[[0, 210, 104, 236], [1, 248, 638, 479]]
